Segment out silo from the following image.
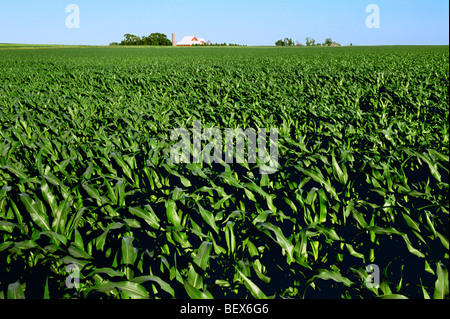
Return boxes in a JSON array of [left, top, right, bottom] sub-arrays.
[[172, 33, 177, 46]]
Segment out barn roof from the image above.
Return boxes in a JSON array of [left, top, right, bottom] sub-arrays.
[[177, 36, 206, 46]]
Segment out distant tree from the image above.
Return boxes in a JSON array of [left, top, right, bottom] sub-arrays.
[[120, 33, 171, 46], [121, 34, 140, 45], [142, 33, 172, 46], [284, 38, 294, 46], [276, 38, 294, 46], [305, 37, 311, 46], [325, 38, 333, 46], [305, 37, 316, 46]]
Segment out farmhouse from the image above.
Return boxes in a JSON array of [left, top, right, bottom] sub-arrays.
[[176, 35, 206, 46]]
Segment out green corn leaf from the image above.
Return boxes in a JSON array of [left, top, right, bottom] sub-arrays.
[[188, 242, 213, 289], [378, 294, 409, 299], [311, 268, 354, 287], [67, 206, 86, 236], [351, 208, 368, 229], [436, 232, 449, 250], [238, 270, 268, 299], [213, 194, 233, 210], [116, 179, 126, 207], [112, 153, 134, 182], [433, 262, 449, 299], [400, 233, 425, 258], [166, 200, 182, 227], [122, 236, 136, 280], [219, 172, 244, 189], [258, 222, 294, 264], [416, 153, 441, 182], [14, 240, 39, 251], [315, 224, 341, 241], [420, 279, 431, 299], [346, 244, 365, 261], [41, 179, 58, 217], [129, 206, 160, 229], [197, 203, 219, 234], [83, 184, 108, 206], [187, 265, 204, 290], [20, 194, 50, 231], [317, 188, 327, 223], [252, 260, 271, 284], [184, 280, 213, 299], [402, 212, 421, 233], [53, 198, 71, 235], [121, 236, 136, 266], [246, 240, 259, 258], [95, 222, 124, 251], [43, 174, 70, 198], [3, 164, 28, 180], [163, 163, 191, 187], [39, 231, 68, 246], [0, 241, 13, 252], [104, 177, 118, 205], [294, 230, 309, 262], [194, 241, 213, 271], [427, 149, 449, 163], [88, 268, 124, 278], [68, 243, 93, 260], [331, 151, 348, 185], [7, 281, 25, 299], [300, 167, 338, 200], [225, 221, 236, 255], [252, 210, 272, 225], [43, 276, 50, 299], [133, 276, 175, 297], [91, 281, 149, 299]]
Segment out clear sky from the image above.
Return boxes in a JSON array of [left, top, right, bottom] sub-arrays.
[[0, 0, 448, 46]]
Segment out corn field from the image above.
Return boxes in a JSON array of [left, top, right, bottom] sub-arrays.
[[0, 46, 448, 299]]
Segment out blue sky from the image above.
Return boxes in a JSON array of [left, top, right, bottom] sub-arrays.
[[0, 0, 448, 46]]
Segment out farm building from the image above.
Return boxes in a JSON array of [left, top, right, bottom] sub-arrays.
[[176, 36, 206, 46]]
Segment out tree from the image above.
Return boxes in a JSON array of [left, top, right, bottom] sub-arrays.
[[121, 33, 141, 45], [325, 38, 333, 46], [283, 38, 294, 46], [142, 33, 172, 46], [276, 38, 294, 46], [305, 37, 315, 46], [120, 33, 171, 46]]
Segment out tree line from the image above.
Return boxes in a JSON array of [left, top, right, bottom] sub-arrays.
[[110, 33, 245, 47], [110, 33, 172, 46], [275, 37, 342, 47]]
